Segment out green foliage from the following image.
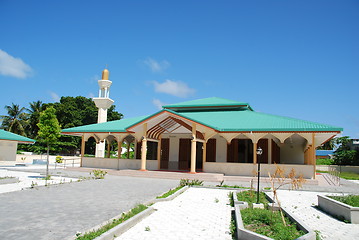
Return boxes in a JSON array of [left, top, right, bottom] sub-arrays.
[[317, 139, 334, 150], [241, 208, 304, 240], [329, 195, 359, 207], [333, 136, 359, 165], [0, 103, 28, 136], [179, 179, 203, 187], [76, 204, 147, 240], [156, 186, 183, 199], [228, 191, 234, 207], [90, 169, 107, 179], [216, 184, 248, 189], [316, 158, 334, 165], [236, 190, 269, 207], [37, 107, 61, 145], [339, 171, 359, 180]]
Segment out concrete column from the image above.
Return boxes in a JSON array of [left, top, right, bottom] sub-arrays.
[[190, 139, 197, 173], [140, 138, 147, 171], [157, 137, 162, 170], [268, 139, 272, 164], [190, 123, 197, 173], [140, 123, 148, 171], [253, 142, 257, 164], [312, 133, 316, 179], [81, 135, 85, 167]]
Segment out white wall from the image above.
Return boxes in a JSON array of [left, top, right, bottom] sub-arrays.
[[215, 135, 227, 163], [83, 157, 158, 170], [203, 162, 315, 179], [0, 140, 18, 161], [280, 144, 304, 164]]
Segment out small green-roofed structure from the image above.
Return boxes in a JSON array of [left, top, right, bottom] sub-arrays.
[[0, 129, 35, 161], [62, 97, 342, 179], [0, 129, 35, 144]]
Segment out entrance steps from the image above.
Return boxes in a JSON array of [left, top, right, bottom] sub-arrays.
[[116, 170, 224, 182]]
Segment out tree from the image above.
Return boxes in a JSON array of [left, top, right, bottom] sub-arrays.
[[333, 136, 359, 166], [317, 138, 335, 150], [26, 100, 44, 138], [37, 107, 61, 182], [0, 103, 28, 136]]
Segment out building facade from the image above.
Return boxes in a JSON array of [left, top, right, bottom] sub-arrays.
[[62, 97, 342, 179]]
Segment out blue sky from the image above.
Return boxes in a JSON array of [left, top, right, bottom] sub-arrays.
[[0, 0, 358, 137]]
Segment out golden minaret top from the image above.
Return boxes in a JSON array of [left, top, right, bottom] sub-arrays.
[[102, 68, 109, 80]]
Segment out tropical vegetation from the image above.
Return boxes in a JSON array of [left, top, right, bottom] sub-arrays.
[[0, 96, 123, 155]]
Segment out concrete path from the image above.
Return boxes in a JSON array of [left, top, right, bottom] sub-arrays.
[[116, 188, 233, 240], [268, 190, 359, 240], [0, 173, 178, 240]]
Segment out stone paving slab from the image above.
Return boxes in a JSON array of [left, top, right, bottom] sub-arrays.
[[268, 190, 359, 240], [0, 173, 178, 240], [116, 188, 233, 240]]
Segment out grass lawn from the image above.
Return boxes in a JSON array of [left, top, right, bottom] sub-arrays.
[[236, 190, 269, 207], [316, 158, 334, 165], [316, 170, 359, 180], [241, 208, 305, 240], [329, 195, 359, 207]]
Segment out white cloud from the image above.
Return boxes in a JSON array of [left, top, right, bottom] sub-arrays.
[[0, 49, 33, 79], [144, 57, 170, 72], [50, 91, 60, 102], [152, 99, 165, 110], [152, 79, 195, 98]]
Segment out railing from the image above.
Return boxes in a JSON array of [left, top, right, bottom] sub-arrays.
[[54, 158, 81, 169], [327, 165, 340, 185]]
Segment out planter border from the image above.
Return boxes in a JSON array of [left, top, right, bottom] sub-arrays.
[[318, 194, 359, 224], [232, 190, 315, 240]]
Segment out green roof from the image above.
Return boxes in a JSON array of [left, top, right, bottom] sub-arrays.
[[171, 109, 343, 132], [61, 97, 343, 134], [0, 129, 35, 143], [62, 115, 148, 133], [163, 97, 252, 110]]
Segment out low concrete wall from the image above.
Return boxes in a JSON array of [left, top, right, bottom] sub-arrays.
[[82, 158, 158, 170], [204, 162, 315, 179], [318, 195, 359, 224], [317, 165, 359, 174]]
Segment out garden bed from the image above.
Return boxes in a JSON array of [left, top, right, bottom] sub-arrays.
[[233, 190, 314, 240], [318, 194, 359, 223]]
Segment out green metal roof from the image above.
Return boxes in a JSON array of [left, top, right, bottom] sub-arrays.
[[172, 109, 342, 132], [61, 97, 343, 134], [163, 97, 252, 110], [62, 115, 148, 133], [0, 129, 36, 143]]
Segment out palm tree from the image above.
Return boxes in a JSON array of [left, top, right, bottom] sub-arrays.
[[27, 101, 43, 138], [0, 103, 29, 136]]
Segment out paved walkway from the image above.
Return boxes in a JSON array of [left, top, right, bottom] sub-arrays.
[[116, 188, 233, 240], [268, 190, 359, 240], [0, 169, 77, 194], [0, 172, 178, 240]]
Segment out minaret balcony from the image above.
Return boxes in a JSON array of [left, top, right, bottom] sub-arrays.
[[93, 98, 114, 109]]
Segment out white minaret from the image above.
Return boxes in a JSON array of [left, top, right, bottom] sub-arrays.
[[93, 68, 114, 158]]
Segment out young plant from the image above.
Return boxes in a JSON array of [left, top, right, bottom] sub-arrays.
[[90, 169, 108, 179], [268, 164, 306, 225], [179, 179, 203, 187]]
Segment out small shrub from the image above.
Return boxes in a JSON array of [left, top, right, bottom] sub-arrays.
[[228, 192, 234, 207], [145, 226, 150, 231], [90, 169, 107, 179], [179, 179, 203, 187], [43, 175, 51, 180], [55, 156, 63, 163]]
